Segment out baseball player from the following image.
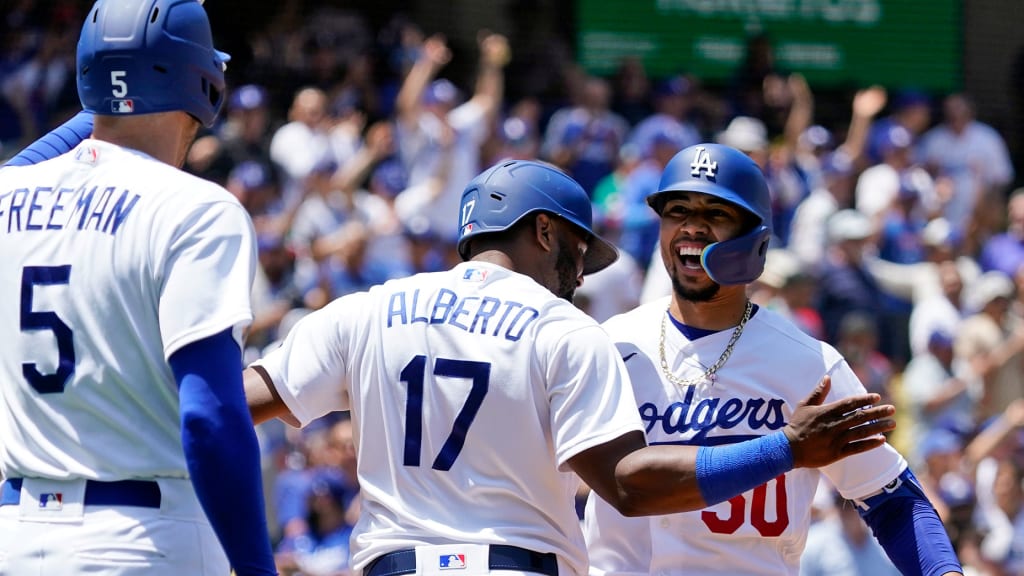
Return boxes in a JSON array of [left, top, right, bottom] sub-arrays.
[[0, 1, 275, 575], [244, 159, 895, 575], [583, 143, 962, 576]]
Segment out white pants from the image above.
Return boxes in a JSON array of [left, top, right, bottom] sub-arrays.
[[0, 477, 229, 575]]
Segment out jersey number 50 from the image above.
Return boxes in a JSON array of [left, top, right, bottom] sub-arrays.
[[20, 265, 75, 394], [400, 355, 490, 471], [702, 474, 789, 537]]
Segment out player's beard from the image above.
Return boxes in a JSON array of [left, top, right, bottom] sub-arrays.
[[554, 236, 579, 303], [670, 269, 720, 302]]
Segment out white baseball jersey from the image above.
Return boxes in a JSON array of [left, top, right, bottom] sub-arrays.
[[583, 298, 906, 576], [0, 139, 256, 481], [254, 261, 644, 575]]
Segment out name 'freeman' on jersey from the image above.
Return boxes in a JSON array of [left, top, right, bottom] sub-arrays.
[[0, 184, 140, 236], [387, 287, 541, 342]]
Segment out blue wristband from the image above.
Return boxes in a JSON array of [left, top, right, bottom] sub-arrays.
[[696, 431, 794, 506]]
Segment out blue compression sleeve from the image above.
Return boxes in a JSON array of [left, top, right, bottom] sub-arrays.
[[858, 469, 963, 576], [695, 431, 794, 506], [3, 110, 94, 167], [169, 329, 277, 576]]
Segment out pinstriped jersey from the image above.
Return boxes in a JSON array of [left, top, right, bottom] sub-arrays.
[[0, 139, 255, 481]]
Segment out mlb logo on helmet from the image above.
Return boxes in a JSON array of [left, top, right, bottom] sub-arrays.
[[111, 99, 134, 114], [439, 554, 467, 570], [461, 223, 473, 236], [38, 492, 63, 510]]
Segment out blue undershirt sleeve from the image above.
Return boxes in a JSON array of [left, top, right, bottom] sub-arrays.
[[857, 468, 963, 576], [169, 329, 277, 576], [3, 110, 94, 167]]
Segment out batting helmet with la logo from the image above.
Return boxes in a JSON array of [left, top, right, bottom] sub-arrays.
[[646, 143, 772, 285]]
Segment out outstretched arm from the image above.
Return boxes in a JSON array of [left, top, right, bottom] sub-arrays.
[[570, 376, 895, 516], [395, 34, 450, 127], [468, 33, 511, 123], [857, 468, 963, 576]]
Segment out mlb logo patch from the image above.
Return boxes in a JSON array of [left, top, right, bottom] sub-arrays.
[[462, 268, 488, 282], [461, 223, 473, 236], [75, 145, 99, 164], [38, 493, 63, 510], [111, 99, 134, 114], [439, 554, 466, 570]]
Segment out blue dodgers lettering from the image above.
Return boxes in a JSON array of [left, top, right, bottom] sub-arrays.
[[639, 385, 786, 442], [387, 290, 539, 341], [0, 184, 139, 236]]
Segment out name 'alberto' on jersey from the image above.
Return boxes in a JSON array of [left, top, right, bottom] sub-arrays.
[[0, 140, 256, 481], [253, 261, 645, 575]]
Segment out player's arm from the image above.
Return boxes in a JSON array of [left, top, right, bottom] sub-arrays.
[[3, 110, 94, 167], [169, 329, 277, 576], [395, 34, 450, 127], [245, 364, 299, 426], [245, 296, 355, 427], [854, 468, 963, 576], [568, 376, 895, 516]]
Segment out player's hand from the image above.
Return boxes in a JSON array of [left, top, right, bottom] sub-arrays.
[[783, 375, 896, 468]]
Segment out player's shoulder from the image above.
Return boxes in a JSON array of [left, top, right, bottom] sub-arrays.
[[602, 296, 669, 335], [748, 306, 844, 364]]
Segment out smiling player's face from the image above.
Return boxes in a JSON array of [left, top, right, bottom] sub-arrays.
[[657, 191, 751, 302]]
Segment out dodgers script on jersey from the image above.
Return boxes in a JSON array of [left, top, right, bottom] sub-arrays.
[[583, 298, 907, 576], [253, 261, 645, 575], [0, 140, 256, 481]]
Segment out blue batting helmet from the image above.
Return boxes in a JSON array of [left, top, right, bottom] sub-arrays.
[[457, 160, 618, 275], [647, 143, 772, 285], [77, 0, 229, 127]]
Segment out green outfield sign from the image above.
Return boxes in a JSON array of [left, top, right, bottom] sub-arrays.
[[577, 0, 961, 91]]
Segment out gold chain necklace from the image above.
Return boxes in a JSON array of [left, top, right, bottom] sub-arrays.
[[658, 300, 753, 388]]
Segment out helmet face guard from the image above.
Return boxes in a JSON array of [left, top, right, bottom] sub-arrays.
[[648, 143, 773, 285], [77, 0, 229, 127], [458, 160, 618, 275]]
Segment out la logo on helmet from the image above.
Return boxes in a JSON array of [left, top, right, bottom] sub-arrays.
[[690, 146, 718, 178]]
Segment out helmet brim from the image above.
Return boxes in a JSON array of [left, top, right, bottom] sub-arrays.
[[583, 235, 619, 275], [648, 180, 765, 226]]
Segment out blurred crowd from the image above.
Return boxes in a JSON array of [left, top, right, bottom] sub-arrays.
[[7, 2, 1024, 576]]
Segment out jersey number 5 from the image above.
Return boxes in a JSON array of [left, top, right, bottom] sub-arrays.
[[20, 265, 75, 394], [400, 355, 490, 471], [702, 473, 789, 537]]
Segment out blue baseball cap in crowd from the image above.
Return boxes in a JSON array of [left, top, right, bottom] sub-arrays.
[[651, 121, 689, 151], [229, 84, 269, 112], [821, 150, 854, 178], [800, 125, 833, 151], [654, 76, 691, 98], [424, 79, 460, 106], [880, 125, 913, 154], [229, 161, 273, 191], [894, 89, 930, 111], [371, 158, 408, 197]]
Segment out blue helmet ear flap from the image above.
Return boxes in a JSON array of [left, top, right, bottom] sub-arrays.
[[700, 225, 771, 285]]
